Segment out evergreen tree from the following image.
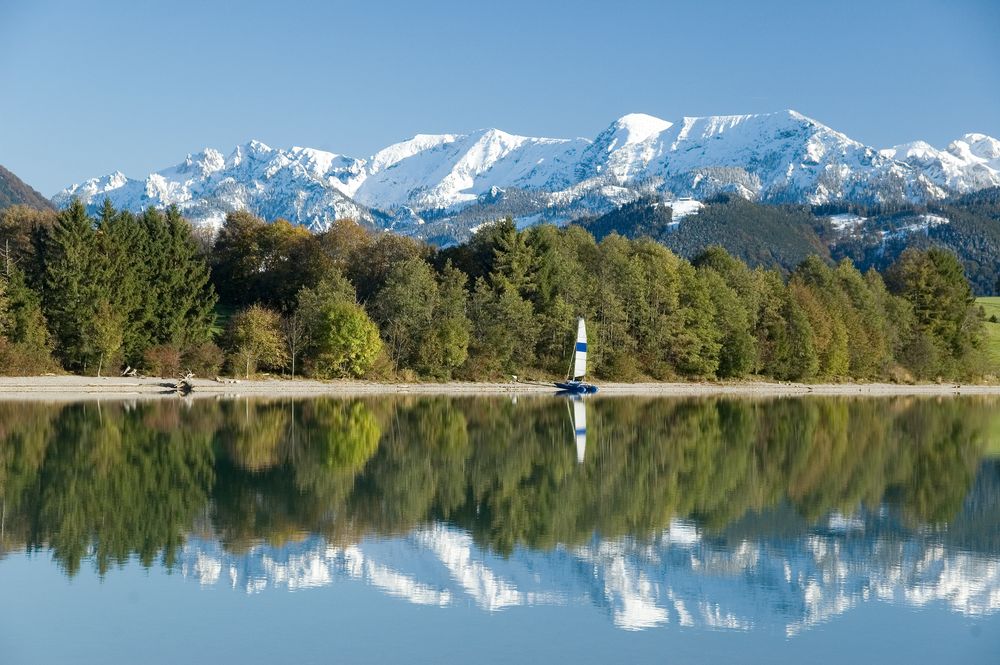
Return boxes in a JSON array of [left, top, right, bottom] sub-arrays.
[[41, 200, 98, 371], [465, 277, 538, 377], [154, 206, 217, 346], [521, 224, 594, 374], [210, 211, 269, 308], [96, 201, 148, 363], [886, 248, 985, 377], [4, 266, 51, 351]]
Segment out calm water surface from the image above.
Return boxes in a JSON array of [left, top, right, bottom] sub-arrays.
[[1, 395, 998, 664]]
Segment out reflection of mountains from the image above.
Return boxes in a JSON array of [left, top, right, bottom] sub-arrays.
[[181, 500, 1000, 635]]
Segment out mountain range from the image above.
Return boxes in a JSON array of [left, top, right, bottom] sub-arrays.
[[51, 110, 1000, 242]]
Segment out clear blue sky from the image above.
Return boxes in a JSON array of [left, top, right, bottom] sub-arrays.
[[1, 0, 998, 195]]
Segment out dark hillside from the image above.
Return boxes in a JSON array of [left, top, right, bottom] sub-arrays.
[[0, 165, 54, 211]]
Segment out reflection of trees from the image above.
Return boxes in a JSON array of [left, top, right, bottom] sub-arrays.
[[0, 395, 995, 573], [1, 402, 215, 575], [211, 399, 381, 551], [205, 395, 994, 555]]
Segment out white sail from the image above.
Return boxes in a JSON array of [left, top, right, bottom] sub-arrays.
[[572, 399, 587, 464], [572, 318, 587, 380]]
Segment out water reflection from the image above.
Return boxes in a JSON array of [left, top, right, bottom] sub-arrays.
[[1, 395, 998, 635]]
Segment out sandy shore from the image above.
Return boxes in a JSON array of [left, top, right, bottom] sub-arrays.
[[0, 375, 999, 401]]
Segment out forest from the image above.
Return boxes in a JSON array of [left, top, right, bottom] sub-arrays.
[[583, 187, 1000, 295], [0, 199, 988, 382]]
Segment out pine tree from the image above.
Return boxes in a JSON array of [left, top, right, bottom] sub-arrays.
[[96, 201, 148, 363], [886, 248, 984, 377], [3, 266, 50, 351], [41, 199, 98, 371], [157, 206, 217, 346]]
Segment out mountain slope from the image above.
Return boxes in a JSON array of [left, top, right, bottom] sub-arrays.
[[0, 165, 54, 211], [52, 111, 1000, 240], [581, 195, 830, 271]]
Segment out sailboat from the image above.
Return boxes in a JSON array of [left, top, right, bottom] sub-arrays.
[[554, 318, 599, 394]]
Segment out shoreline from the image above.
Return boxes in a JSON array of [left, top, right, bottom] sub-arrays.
[[1, 375, 999, 401]]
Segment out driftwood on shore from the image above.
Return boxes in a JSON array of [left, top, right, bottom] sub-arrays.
[[172, 373, 195, 395]]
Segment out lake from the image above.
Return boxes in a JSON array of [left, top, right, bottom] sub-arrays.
[[0, 394, 998, 664]]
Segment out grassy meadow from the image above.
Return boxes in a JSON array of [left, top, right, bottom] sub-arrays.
[[979, 297, 1000, 372]]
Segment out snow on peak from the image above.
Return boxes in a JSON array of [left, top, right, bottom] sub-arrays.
[[368, 133, 461, 175], [882, 132, 1000, 193], [948, 133, 1000, 170], [609, 113, 673, 146], [880, 141, 939, 161], [960, 133, 1000, 157], [106, 170, 129, 188], [178, 148, 226, 176]]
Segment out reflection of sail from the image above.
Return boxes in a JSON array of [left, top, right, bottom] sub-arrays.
[[572, 398, 587, 464]]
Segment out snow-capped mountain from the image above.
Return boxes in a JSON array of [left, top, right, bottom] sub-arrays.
[[53, 110, 1000, 238], [880, 133, 1000, 194], [52, 140, 375, 231]]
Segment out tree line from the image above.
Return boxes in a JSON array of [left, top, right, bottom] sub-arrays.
[[0, 201, 987, 381]]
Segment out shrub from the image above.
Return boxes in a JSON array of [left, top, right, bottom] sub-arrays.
[[182, 342, 225, 377], [143, 344, 182, 377], [0, 339, 60, 376]]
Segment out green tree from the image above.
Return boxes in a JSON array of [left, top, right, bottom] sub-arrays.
[[41, 200, 99, 371], [86, 299, 126, 377], [371, 257, 439, 371], [96, 201, 148, 362], [146, 206, 218, 347], [465, 277, 539, 378], [226, 305, 288, 378], [297, 274, 381, 378], [0, 266, 55, 374], [699, 267, 755, 378], [886, 248, 985, 378], [420, 262, 471, 378]]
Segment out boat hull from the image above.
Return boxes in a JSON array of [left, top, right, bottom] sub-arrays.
[[554, 381, 599, 394]]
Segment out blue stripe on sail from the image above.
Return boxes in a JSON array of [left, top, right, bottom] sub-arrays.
[[575, 342, 587, 352], [575, 428, 586, 436]]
